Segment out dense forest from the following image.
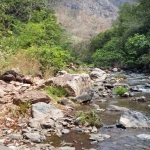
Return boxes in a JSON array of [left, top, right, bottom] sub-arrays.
[[0, 0, 150, 75], [90, 0, 150, 71]]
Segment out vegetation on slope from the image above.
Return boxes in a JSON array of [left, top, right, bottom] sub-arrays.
[[0, 0, 73, 76], [89, 0, 150, 71]]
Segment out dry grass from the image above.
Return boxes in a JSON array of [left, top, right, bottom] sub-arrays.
[[0, 50, 40, 76]]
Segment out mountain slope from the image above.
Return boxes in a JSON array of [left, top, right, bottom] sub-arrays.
[[48, 0, 131, 39]]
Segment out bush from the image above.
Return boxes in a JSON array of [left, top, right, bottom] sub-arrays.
[[75, 109, 102, 127], [45, 86, 68, 99], [114, 86, 128, 96]]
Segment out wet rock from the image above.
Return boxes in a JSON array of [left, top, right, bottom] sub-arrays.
[[32, 102, 64, 120], [113, 83, 130, 89], [129, 92, 135, 97], [24, 132, 46, 143], [130, 86, 142, 92], [145, 83, 150, 88], [74, 92, 92, 103], [137, 134, 150, 140], [118, 110, 150, 128], [97, 99, 106, 103], [104, 83, 114, 89], [130, 96, 147, 102], [107, 105, 129, 112], [122, 92, 130, 97], [90, 68, 107, 81], [62, 129, 70, 134], [13, 90, 51, 105], [46, 73, 91, 97], [89, 133, 110, 142]]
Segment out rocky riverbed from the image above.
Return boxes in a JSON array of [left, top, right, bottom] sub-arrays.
[[0, 68, 150, 150]]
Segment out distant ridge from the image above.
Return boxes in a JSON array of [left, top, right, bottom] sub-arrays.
[[48, 0, 131, 39]]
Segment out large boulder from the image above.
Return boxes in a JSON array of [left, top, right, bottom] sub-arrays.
[[118, 110, 150, 128], [0, 69, 22, 82], [90, 68, 107, 81], [137, 134, 150, 141], [46, 73, 91, 97], [32, 102, 64, 120], [13, 90, 51, 105]]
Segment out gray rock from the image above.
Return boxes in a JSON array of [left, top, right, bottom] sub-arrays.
[[90, 68, 107, 81], [0, 145, 11, 150], [13, 91, 51, 105], [130, 96, 147, 102], [137, 134, 150, 140], [122, 92, 130, 97], [148, 105, 150, 108], [118, 110, 150, 128], [7, 134, 22, 140], [107, 105, 129, 112], [24, 132, 46, 143], [40, 119, 55, 129], [28, 118, 41, 128], [62, 129, 70, 134], [75, 92, 92, 103], [46, 73, 91, 97], [32, 102, 64, 120], [89, 133, 110, 142]]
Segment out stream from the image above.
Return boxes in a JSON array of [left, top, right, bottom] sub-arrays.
[[50, 71, 150, 150]]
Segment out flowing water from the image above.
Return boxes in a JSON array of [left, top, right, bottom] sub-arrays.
[[50, 72, 150, 150]]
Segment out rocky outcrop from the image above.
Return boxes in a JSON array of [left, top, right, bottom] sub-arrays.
[[118, 110, 150, 128], [13, 91, 51, 105], [90, 68, 107, 81], [49, 0, 130, 39], [46, 73, 91, 97], [32, 102, 64, 120]]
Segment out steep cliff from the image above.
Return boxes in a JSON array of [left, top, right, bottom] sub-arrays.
[[48, 0, 131, 39]]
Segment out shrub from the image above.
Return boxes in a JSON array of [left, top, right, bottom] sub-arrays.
[[19, 100, 31, 117], [75, 109, 102, 127], [45, 86, 68, 99], [114, 86, 128, 96]]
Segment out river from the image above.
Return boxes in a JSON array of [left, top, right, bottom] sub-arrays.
[[49, 71, 150, 150]]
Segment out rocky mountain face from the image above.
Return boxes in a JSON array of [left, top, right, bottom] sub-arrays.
[[48, 0, 131, 39]]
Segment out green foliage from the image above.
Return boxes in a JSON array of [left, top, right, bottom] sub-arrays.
[[90, 0, 150, 71], [0, 0, 73, 75], [46, 86, 68, 99], [114, 86, 128, 96], [19, 100, 31, 116], [125, 33, 150, 68], [92, 37, 124, 67], [75, 109, 102, 127]]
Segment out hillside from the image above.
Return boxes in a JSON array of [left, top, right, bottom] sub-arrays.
[[48, 0, 131, 39]]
